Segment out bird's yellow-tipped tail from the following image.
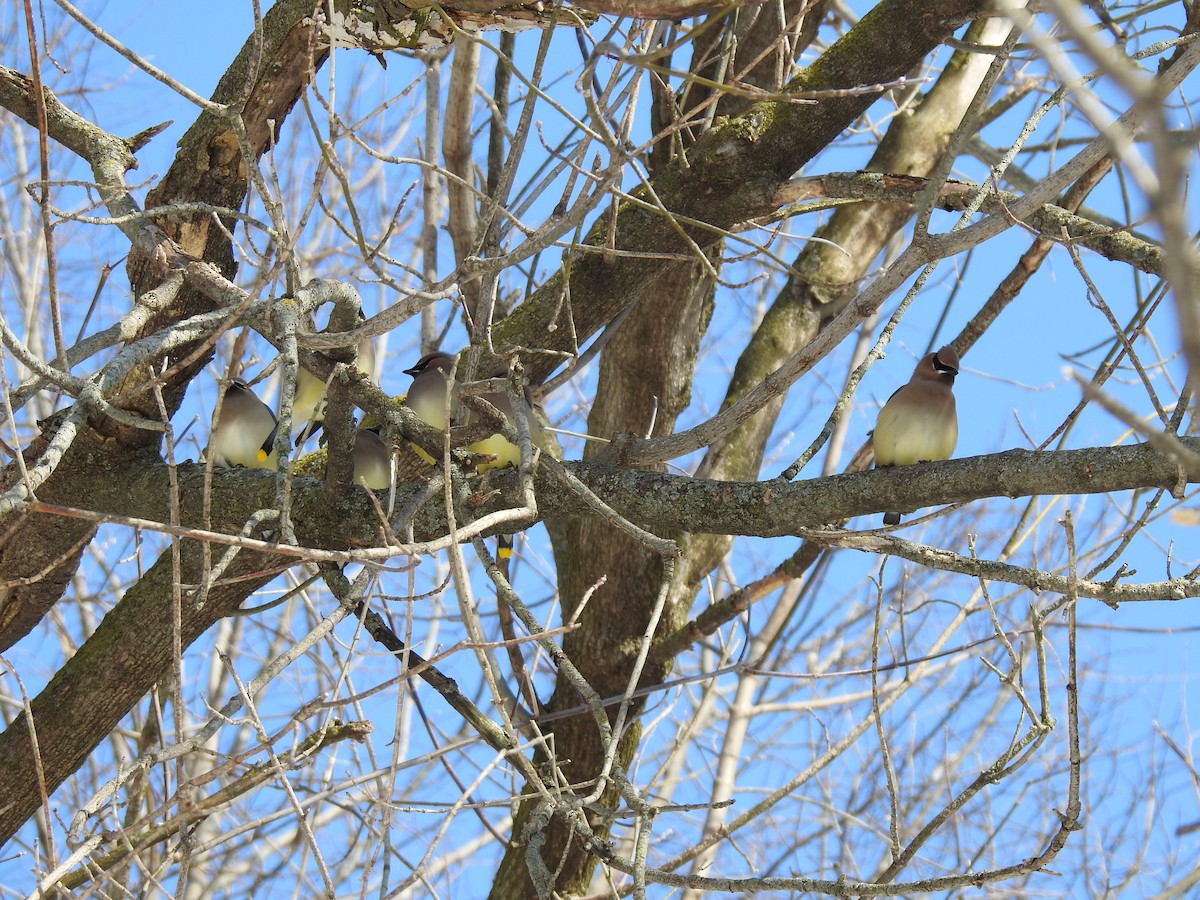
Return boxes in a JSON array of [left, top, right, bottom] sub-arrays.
[[497, 533, 514, 560]]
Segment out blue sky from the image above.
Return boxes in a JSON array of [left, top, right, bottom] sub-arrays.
[[2, 0, 1199, 896]]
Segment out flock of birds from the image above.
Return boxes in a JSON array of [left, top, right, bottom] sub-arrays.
[[208, 322, 958, 528], [209, 326, 542, 499]]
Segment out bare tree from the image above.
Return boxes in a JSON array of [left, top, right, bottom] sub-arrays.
[[1, 0, 1199, 897]]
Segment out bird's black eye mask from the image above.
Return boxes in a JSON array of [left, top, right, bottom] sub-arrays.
[[934, 353, 958, 379]]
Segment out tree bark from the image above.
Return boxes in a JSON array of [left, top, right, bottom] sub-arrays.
[[487, 0, 992, 893]]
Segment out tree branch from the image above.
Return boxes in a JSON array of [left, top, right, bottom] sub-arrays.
[[773, 171, 1166, 276]]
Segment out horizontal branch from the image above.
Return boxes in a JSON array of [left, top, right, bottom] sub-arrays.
[[26, 438, 1197, 556], [543, 440, 1198, 536], [802, 531, 1194, 604], [774, 171, 1166, 276]]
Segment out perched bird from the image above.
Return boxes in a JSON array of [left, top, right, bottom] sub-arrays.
[[353, 427, 392, 491], [293, 310, 376, 444], [466, 378, 543, 474], [402, 351, 458, 465], [211, 378, 279, 470], [289, 424, 392, 490], [873, 345, 960, 525], [402, 350, 543, 564], [403, 351, 458, 430], [402, 350, 543, 472]]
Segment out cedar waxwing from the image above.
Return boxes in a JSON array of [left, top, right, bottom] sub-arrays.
[[403, 351, 458, 430], [402, 351, 458, 466], [402, 351, 542, 564], [873, 345, 959, 525], [293, 311, 376, 444], [466, 378, 544, 473], [353, 427, 392, 491], [402, 351, 543, 472], [211, 378, 279, 470]]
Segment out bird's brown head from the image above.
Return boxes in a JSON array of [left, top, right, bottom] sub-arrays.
[[403, 351, 457, 380], [917, 344, 960, 384]]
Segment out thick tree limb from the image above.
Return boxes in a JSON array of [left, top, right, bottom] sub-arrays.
[[6, 440, 1194, 559], [545, 441, 1200, 535]]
